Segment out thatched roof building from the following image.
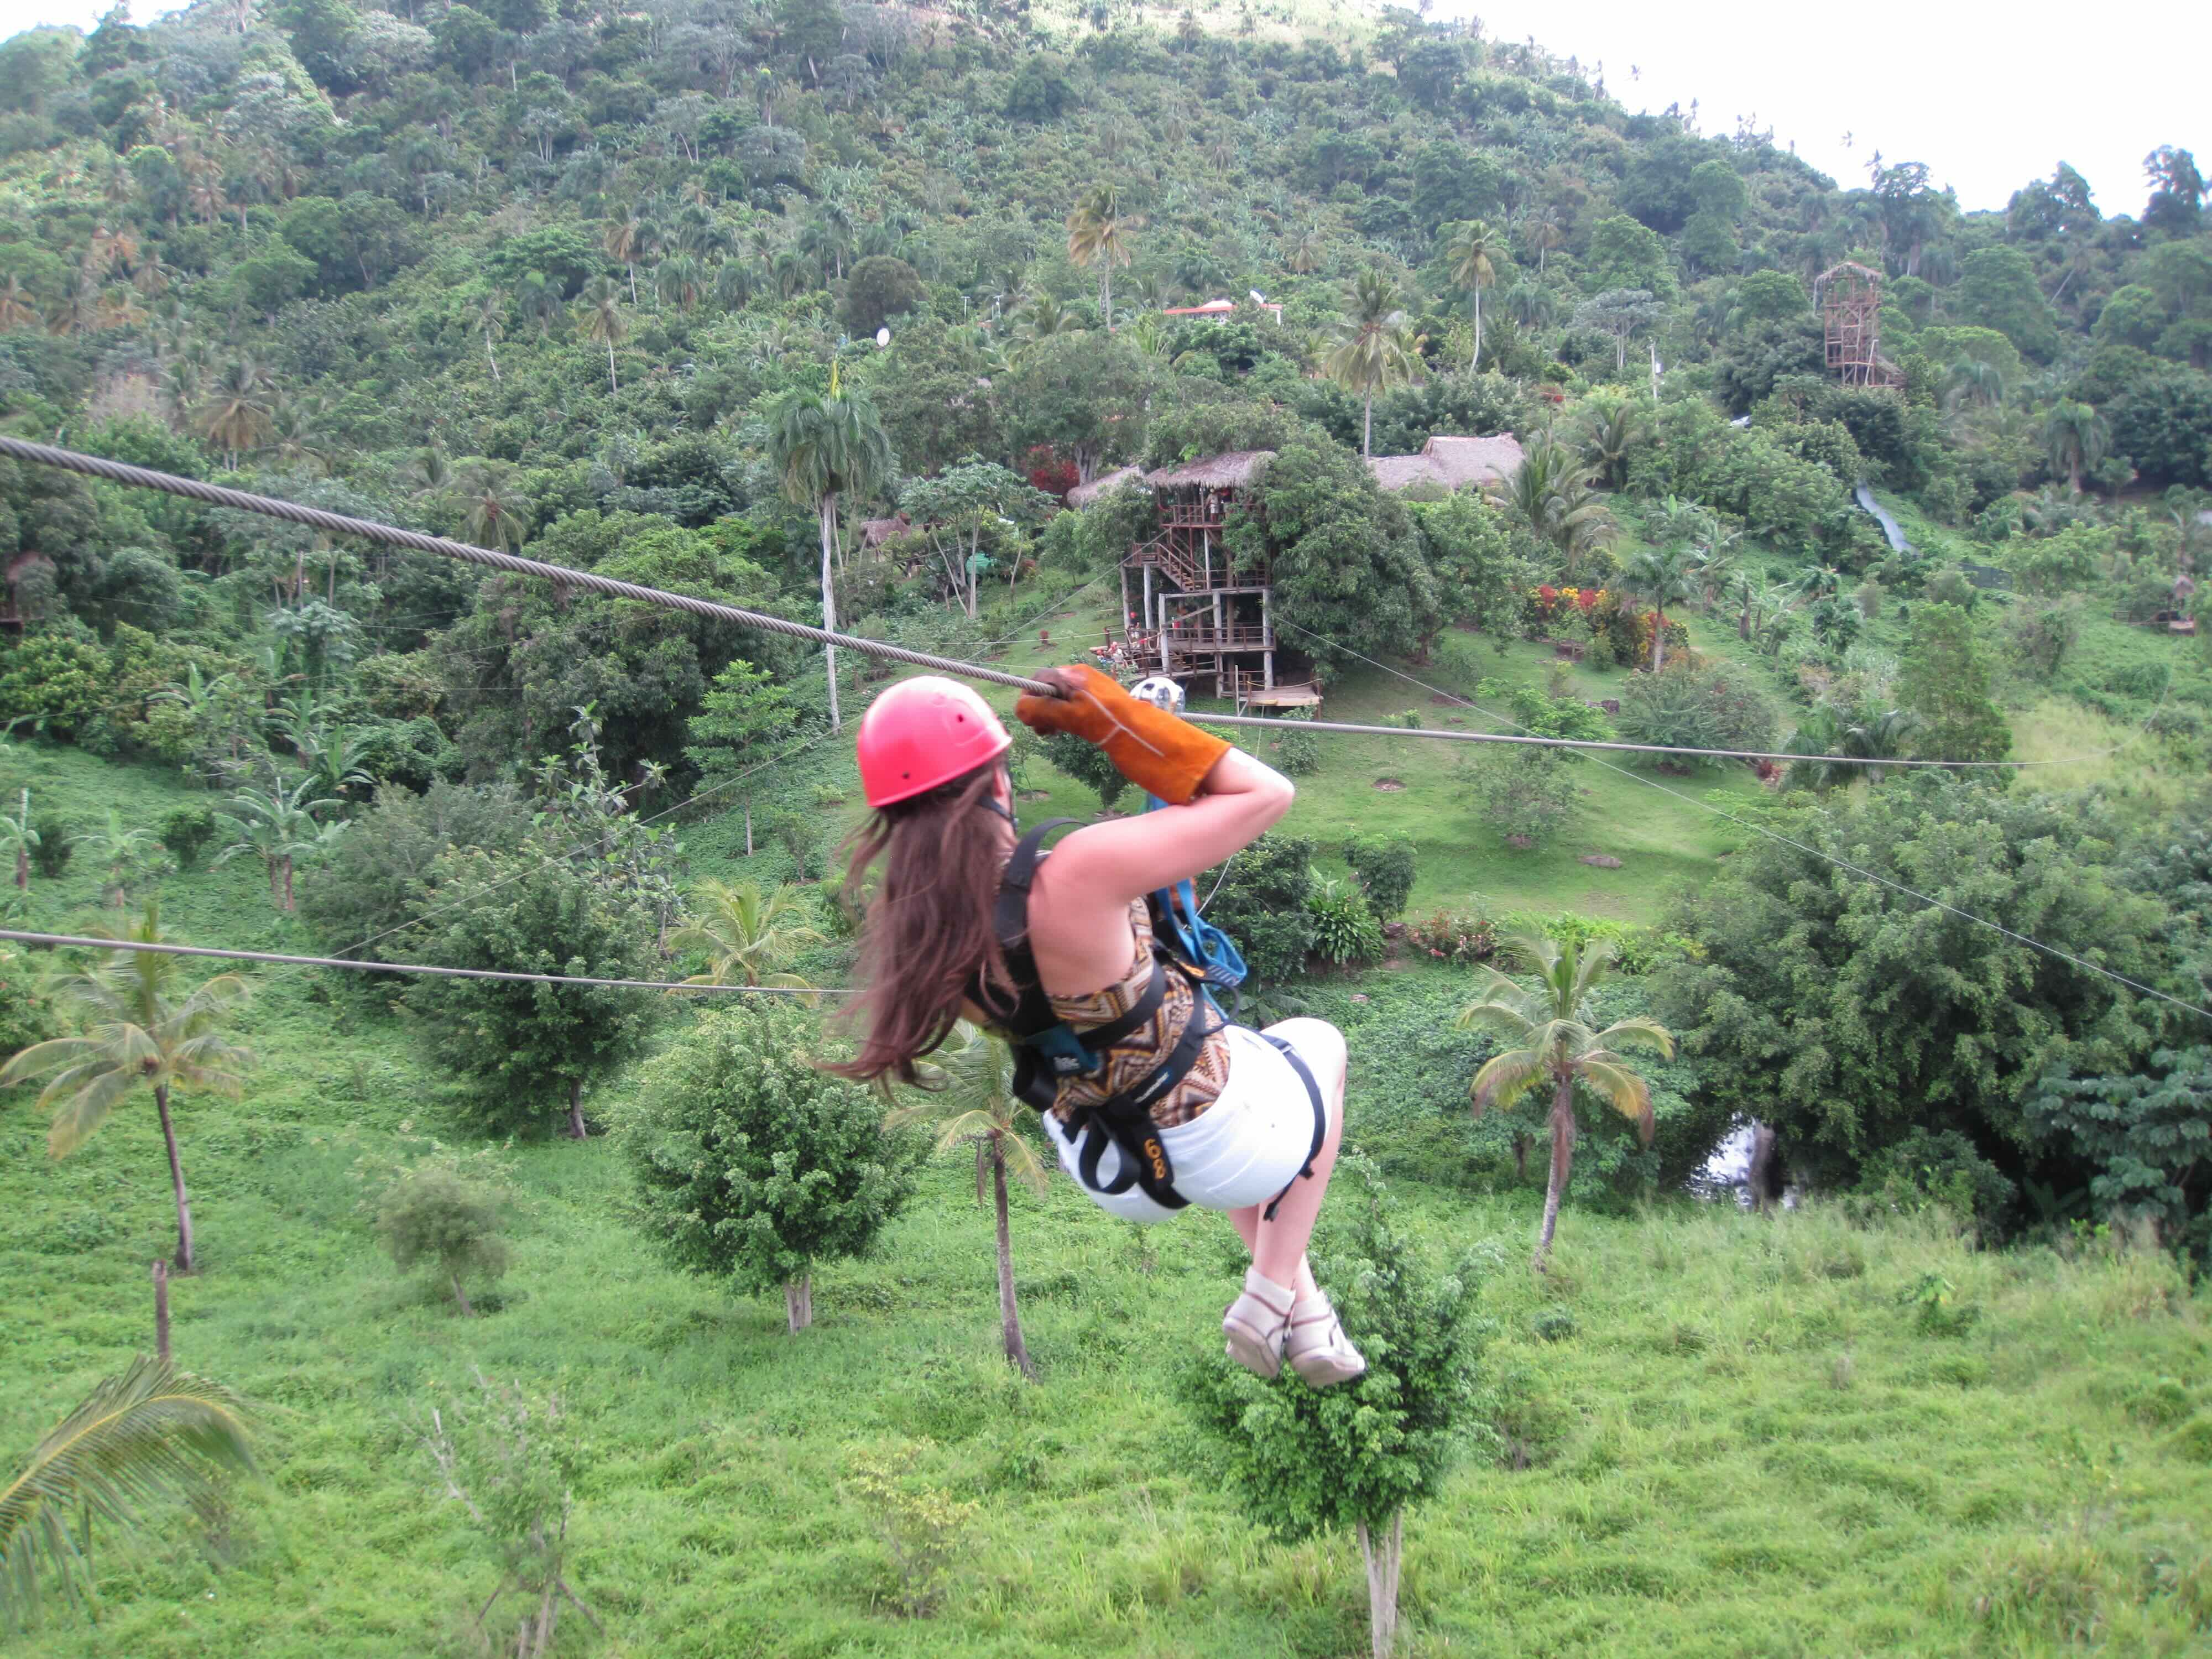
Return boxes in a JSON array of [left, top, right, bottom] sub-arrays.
[[1143, 450, 1275, 491], [1066, 464, 1144, 509], [1365, 434, 1524, 494], [858, 512, 912, 548]]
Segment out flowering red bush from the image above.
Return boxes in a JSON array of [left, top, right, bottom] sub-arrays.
[[1022, 446, 1079, 499]]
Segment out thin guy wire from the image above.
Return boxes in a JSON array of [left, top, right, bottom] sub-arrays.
[[0, 436, 2081, 771], [0, 930, 850, 996], [1272, 622, 2212, 1024]]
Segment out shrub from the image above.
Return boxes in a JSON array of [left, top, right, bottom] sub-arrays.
[[1204, 831, 1316, 982], [1271, 708, 1321, 776], [1406, 907, 1496, 964], [28, 813, 70, 878], [1614, 661, 1780, 765], [1305, 875, 1384, 966], [158, 805, 217, 870], [1343, 832, 1417, 919], [1468, 747, 1578, 848], [841, 1438, 978, 1617], [375, 1156, 510, 1316], [1042, 732, 1129, 813]]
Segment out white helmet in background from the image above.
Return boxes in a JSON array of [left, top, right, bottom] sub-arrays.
[[1129, 675, 1186, 714]]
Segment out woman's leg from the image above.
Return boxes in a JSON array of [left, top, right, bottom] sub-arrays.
[[1227, 1017, 1347, 1297]]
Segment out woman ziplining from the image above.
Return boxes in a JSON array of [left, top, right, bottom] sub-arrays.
[[833, 666, 1366, 1387]]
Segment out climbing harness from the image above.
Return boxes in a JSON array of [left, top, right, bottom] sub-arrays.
[[971, 817, 1323, 1220]]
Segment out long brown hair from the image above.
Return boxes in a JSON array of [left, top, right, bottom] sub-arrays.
[[830, 760, 1010, 1086]]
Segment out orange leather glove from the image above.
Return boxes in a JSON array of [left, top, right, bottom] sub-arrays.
[[1015, 665, 1231, 806]]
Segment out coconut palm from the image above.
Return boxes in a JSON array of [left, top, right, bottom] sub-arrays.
[[0, 905, 254, 1272], [193, 360, 272, 469], [1502, 280, 1558, 331], [1572, 393, 1648, 491], [1491, 435, 1616, 580], [1522, 204, 1566, 274], [1943, 357, 2005, 413], [1324, 268, 1422, 458], [1620, 542, 1703, 671], [884, 1022, 1049, 1379], [1067, 184, 1139, 332], [667, 879, 825, 992], [654, 252, 705, 311], [1285, 222, 1324, 274], [1443, 219, 1504, 371], [2043, 399, 2110, 495], [0, 1354, 255, 1626], [603, 206, 645, 302], [72, 810, 166, 907], [0, 275, 38, 331], [1457, 932, 1674, 1271], [580, 275, 626, 393], [763, 363, 895, 731], [1008, 290, 1086, 361], [213, 774, 342, 912], [459, 466, 532, 554]]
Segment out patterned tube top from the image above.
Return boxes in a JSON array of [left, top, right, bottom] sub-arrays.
[[1045, 899, 1230, 1129]]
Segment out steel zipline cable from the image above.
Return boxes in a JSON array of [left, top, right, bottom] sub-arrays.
[[0, 435, 2060, 772], [0, 929, 849, 996]]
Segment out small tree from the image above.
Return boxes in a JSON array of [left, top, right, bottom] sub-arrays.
[[1181, 1157, 1490, 1658], [1343, 832, 1417, 920], [72, 810, 169, 907], [1468, 747, 1578, 849], [668, 878, 823, 991], [1897, 601, 2012, 762], [885, 1023, 1048, 1379], [1042, 731, 1129, 813], [1457, 932, 1676, 1271], [157, 806, 217, 871], [625, 1003, 915, 1332], [1, 905, 253, 1272], [214, 775, 343, 912], [3, 790, 35, 893], [405, 846, 660, 1139], [376, 1157, 511, 1316]]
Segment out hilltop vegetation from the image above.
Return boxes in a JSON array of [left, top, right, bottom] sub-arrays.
[[1, 0, 2210, 1651]]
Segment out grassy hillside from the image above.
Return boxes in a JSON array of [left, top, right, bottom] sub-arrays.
[[4, 735, 2211, 1659]]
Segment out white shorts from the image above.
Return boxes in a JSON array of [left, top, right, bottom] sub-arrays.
[[1042, 1024, 1324, 1224]]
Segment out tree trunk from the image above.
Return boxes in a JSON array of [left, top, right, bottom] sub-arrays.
[[451, 1269, 476, 1317], [1101, 265, 1112, 333], [819, 495, 842, 732], [606, 337, 618, 395], [1738, 605, 1751, 641], [565, 1078, 588, 1139], [990, 1138, 1036, 1380], [1362, 392, 1373, 458], [155, 1083, 195, 1273], [1357, 1509, 1405, 1658], [281, 855, 295, 912], [152, 1259, 171, 1362], [744, 801, 753, 857], [1651, 613, 1665, 674], [784, 1271, 813, 1332], [1533, 1076, 1575, 1272], [13, 844, 23, 891], [1470, 286, 1482, 372]]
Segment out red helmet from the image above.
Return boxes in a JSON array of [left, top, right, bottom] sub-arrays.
[[855, 676, 1013, 808]]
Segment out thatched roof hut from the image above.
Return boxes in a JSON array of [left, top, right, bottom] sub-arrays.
[[1143, 450, 1275, 491], [1366, 434, 1524, 494], [1066, 464, 1144, 509], [858, 512, 912, 548]]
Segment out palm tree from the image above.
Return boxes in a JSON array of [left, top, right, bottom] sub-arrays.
[[0, 275, 38, 331], [214, 774, 341, 912], [3, 789, 35, 893], [603, 205, 645, 303], [655, 253, 705, 311], [1943, 357, 2005, 414], [1443, 219, 1504, 371], [884, 1022, 1048, 1379], [2043, 399, 2110, 494], [1285, 222, 1324, 274], [1502, 280, 1558, 331], [1456, 933, 1674, 1271], [1572, 393, 1648, 491], [580, 275, 626, 393], [460, 467, 532, 554], [763, 363, 895, 731], [0, 1355, 255, 1626], [1008, 291, 1086, 361], [193, 361, 272, 469], [514, 271, 567, 338], [1491, 435, 1616, 580], [473, 291, 504, 387], [72, 810, 165, 907], [1, 905, 254, 1272], [1620, 542, 1703, 671], [1522, 204, 1566, 274], [1067, 184, 1139, 332], [667, 879, 824, 992], [1325, 268, 1422, 458]]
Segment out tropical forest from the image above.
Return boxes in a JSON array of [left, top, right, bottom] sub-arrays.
[[0, 0, 2208, 1653]]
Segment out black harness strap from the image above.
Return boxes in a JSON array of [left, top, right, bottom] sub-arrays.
[[1257, 1033, 1329, 1223], [1064, 960, 1221, 1212]]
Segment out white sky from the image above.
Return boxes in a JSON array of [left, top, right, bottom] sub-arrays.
[[2, 0, 2205, 216]]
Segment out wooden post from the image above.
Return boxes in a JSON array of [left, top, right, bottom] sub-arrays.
[[1213, 593, 1225, 698], [1261, 588, 1275, 690], [744, 802, 753, 857], [1119, 561, 1130, 637], [152, 1259, 171, 1363], [1142, 562, 1153, 632]]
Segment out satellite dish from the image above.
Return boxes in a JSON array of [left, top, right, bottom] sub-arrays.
[[1249, 289, 1266, 303], [875, 327, 891, 347]]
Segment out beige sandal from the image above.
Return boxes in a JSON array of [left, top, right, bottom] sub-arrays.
[[1285, 1292, 1367, 1388], [1222, 1269, 1295, 1379]]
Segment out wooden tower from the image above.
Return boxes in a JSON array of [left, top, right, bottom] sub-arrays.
[[1117, 451, 1281, 698], [1814, 262, 1902, 388]]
